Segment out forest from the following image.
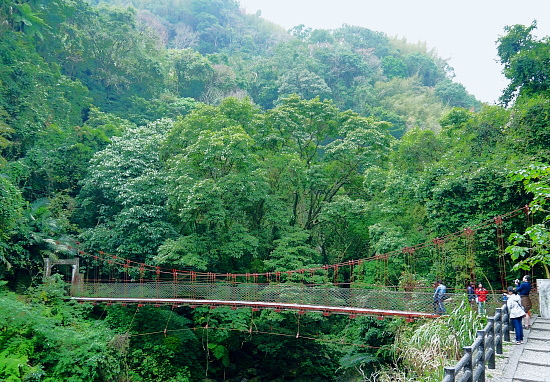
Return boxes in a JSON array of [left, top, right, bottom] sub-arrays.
[[2, 0, 550, 381]]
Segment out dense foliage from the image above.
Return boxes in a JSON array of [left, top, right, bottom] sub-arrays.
[[2, 0, 550, 380]]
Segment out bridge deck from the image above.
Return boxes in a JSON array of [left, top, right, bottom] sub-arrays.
[[71, 296, 436, 318]]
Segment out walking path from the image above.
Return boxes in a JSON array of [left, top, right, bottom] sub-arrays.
[[488, 316, 550, 382]]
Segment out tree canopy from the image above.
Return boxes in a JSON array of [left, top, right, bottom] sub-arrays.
[[1, 0, 549, 380]]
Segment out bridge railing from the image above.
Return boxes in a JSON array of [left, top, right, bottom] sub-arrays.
[[441, 304, 509, 382], [72, 282, 513, 316]]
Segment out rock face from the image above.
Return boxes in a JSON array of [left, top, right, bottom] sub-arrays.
[[539, 279, 550, 318]]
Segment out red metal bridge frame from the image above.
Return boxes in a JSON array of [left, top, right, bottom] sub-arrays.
[[71, 296, 436, 321]]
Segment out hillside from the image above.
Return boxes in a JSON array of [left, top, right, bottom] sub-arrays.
[[1, 1, 550, 381]]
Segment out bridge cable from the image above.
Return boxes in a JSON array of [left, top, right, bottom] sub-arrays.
[[248, 309, 258, 339], [130, 326, 381, 349], [97, 303, 108, 320], [495, 216, 507, 290], [163, 305, 175, 337], [125, 304, 140, 337], [203, 312, 211, 377], [463, 228, 475, 285], [525, 205, 536, 281]]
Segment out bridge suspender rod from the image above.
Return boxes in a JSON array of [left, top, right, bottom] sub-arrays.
[[71, 204, 530, 285], [495, 216, 507, 291]]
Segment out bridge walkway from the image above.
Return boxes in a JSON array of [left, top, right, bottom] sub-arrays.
[[488, 316, 550, 382]]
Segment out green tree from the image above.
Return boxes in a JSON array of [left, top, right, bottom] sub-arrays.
[[497, 21, 550, 105], [160, 110, 265, 271], [44, 2, 166, 113], [435, 79, 480, 109], [277, 67, 332, 100], [7, 1, 49, 39], [256, 97, 392, 267], [374, 77, 448, 134], [191, 306, 345, 380], [390, 128, 443, 173], [0, 278, 126, 381], [0, 176, 23, 272], [0, 25, 90, 162], [2, 194, 81, 286], [168, 49, 215, 99], [332, 24, 392, 57], [233, 56, 280, 109], [0, 106, 14, 162], [404, 52, 448, 87], [159, 100, 263, 272], [506, 163, 550, 278], [503, 96, 550, 161], [381, 55, 407, 79], [103, 305, 196, 381], [184, 0, 242, 54]]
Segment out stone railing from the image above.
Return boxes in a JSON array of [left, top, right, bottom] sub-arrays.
[[441, 304, 509, 382]]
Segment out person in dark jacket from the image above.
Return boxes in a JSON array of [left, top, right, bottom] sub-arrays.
[[515, 275, 532, 329], [467, 282, 476, 310]]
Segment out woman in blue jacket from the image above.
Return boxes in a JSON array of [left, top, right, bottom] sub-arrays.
[[515, 275, 532, 329]]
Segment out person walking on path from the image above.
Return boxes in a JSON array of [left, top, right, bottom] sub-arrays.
[[433, 280, 447, 314], [475, 283, 489, 316], [506, 286, 525, 344], [515, 275, 532, 329]]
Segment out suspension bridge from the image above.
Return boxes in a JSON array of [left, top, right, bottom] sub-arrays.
[[46, 205, 535, 321]]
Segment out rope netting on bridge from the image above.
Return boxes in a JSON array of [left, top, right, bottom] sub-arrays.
[[52, 205, 535, 318]]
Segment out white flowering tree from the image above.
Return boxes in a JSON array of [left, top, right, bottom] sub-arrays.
[[78, 119, 178, 263]]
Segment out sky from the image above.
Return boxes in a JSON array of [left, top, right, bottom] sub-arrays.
[[238, 0, 550, 104]]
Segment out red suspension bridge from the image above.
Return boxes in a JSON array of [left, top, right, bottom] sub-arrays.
[[49, 205, 535, 320]]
